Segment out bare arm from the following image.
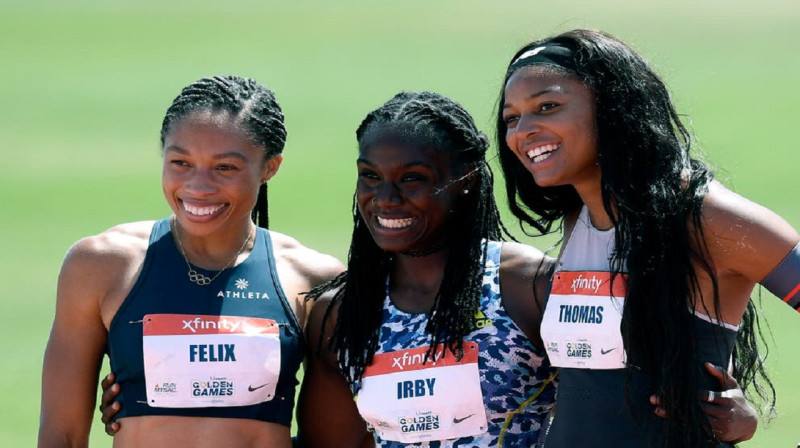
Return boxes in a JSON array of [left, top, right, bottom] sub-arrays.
[[269, 230, 345, 330], [39, 239, 112, 448], [498, 241, 555, 348], [699, 181, 800, 320], [296, 296, 370, 448]]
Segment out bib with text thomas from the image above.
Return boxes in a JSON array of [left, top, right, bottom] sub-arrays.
[[541, 271, 628, 369]]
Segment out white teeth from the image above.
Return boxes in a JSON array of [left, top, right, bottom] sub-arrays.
[[526, 144, 559, 163], [184, 203, 224, 216], [377, 216, 415, 229]]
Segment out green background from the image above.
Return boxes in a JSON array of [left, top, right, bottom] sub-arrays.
[[2, 0, 798, 446]]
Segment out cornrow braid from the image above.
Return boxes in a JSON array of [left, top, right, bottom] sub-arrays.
[[308, 91, 513, 386], [160, 75, 287, 228]]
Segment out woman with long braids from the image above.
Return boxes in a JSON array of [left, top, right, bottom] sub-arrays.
[[296, 91, 558, 448], [497, 29, 799, 447], [39, 75, 343, 448]]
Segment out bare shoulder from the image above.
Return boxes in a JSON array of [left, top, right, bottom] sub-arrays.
[[63, 221, 153, 279], [268, 230, 345, 287], [700, 181, 799, 278], [307, 292, 340, 335], [305, 291, 344, 368], [268, 231, 344, 329], [499, 241, 554, 277], [58, 221, 154, 325]]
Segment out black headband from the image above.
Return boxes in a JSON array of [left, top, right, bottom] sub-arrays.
[[508, 44, 576, 73]]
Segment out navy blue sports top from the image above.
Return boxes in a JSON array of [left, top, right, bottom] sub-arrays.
[[107, 218, 304, 426]]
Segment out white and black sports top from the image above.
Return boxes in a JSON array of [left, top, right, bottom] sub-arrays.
[[540, 206, 737, 448]]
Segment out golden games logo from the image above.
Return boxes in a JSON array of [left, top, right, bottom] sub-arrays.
[[566, 341, 592, 358], [399, 412, 441, 433], [192, 377, 235, 397]]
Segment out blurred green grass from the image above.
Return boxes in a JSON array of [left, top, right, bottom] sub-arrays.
[[1, 1, 797, 446]]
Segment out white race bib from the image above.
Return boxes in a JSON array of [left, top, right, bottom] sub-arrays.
[[142, 314, 281, 407], [541, 271, 627, 369], [356, 342, 488, 443]]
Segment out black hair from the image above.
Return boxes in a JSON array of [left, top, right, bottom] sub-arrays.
[[308, 91, 511, 385], [160, 75, 287, 228], [496, 29, 773, 447]]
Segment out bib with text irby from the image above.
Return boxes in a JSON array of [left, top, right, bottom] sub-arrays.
[[142, 314, 281, 407], [356, 342, 488, 443]]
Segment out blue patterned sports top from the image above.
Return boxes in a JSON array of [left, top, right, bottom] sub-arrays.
[[352, 241, 556, 448]]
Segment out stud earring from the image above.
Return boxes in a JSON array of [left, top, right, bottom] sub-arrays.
[[463, 189, 470, 194]]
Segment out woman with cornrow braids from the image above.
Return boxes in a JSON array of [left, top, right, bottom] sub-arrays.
[[39, 75, 343, 448], [497, 29, 799, 447]]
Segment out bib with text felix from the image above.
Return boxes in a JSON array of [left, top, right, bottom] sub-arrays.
[[142, 314, 281, 407]]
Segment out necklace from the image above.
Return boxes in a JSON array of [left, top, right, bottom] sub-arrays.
[[399, 243, 446, 257], [591, 221, 614, 231], [581, 214, 614, 231], [171, 218, 253, 286]]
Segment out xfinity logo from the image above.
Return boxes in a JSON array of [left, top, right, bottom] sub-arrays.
[[571, 274, 603, 294], [391, 351, 444, 370], [182, 317, 243, 333]]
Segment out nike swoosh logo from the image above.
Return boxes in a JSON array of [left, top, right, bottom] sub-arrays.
[[248, 383, 269, 392], [453, 413, 475, 424], [600, 347, 616, 355]]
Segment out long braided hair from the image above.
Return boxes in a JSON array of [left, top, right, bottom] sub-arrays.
[[308, 91, 511, 385], [160, 75, 287, 228], [496, 29, 773, 447]]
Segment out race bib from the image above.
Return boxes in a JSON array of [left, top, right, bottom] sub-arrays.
[[142, 314, 281, 408], [541, 271, 627, 369], [356, 342, 488, 443]]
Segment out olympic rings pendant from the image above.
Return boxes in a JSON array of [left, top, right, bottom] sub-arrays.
[[187, 268, 213, 286], [171, 217, 254, 287]]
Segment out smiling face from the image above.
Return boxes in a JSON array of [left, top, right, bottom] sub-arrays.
[[502, 65, 600, 191], [161, 111, 280, 238], [356, 141, 463, 254]]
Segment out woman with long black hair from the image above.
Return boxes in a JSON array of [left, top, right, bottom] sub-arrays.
[[497, 29, 799, 447]]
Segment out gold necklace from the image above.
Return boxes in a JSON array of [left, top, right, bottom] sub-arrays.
[[171, 218, 253, 286]]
